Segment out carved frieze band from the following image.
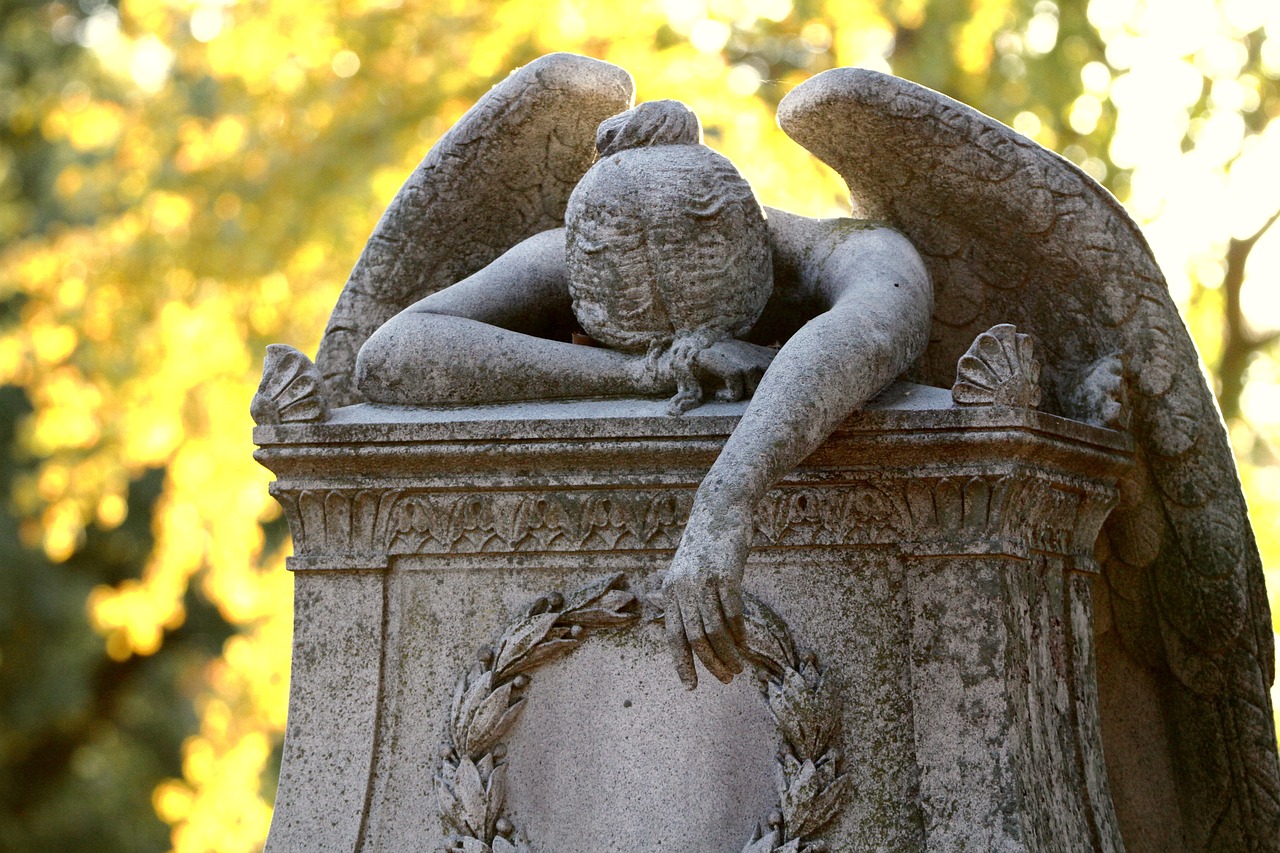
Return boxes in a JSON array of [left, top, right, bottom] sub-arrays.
[[391, 492, 686, 555], [271, 474, 1116, 563]]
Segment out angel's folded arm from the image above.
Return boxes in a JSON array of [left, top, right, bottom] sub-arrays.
[[693, 222, 934, 513], [662, 220, 934, 684], [353, 228, 664, 405]]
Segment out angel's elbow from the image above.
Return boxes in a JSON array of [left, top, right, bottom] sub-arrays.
[[868, 319, 927, 380], [355, 313, 450, 403], [906, 282, 933, 356], [851, 287, 931, 378], [353, 323, 400, 401], [858, 274, 932, 359]]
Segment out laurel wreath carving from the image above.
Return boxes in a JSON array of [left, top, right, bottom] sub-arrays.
[[434, 572, 640, 852], [434, 573, 848, 853], [735, 596, 849, 853]]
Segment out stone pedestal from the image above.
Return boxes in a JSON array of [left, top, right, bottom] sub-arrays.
[[254, 382, 1131, 853]]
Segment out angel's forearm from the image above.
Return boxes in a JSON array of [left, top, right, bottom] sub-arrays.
[[355, 313, 663, 405], [354, 227, 672, 405], [690, 244, 932, 532], [403, 228, 574, 338], [699, 313, 911, 504]]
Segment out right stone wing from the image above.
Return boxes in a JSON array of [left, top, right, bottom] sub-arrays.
[[315, 53, 634, 405], [778, 67, 1280, 851]]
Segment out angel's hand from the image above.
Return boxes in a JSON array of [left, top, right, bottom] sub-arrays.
[[661, 507, 752, 689], [694, 339, 777, 402]]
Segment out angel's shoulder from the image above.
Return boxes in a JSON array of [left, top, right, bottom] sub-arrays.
[[768, 207, 912, 257], [758, 211, 929, 326], [821, 218, 921, 264]]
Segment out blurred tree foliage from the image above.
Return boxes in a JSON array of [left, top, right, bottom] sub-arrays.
[[0, 0, 1276, 850]]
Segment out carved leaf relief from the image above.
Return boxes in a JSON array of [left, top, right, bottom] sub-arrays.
[[433, 575, 847, 853], [276, 476, 1115, 564]]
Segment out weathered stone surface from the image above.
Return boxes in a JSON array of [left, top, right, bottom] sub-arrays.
[[267, 571, 384, 853], [256, 385, 1130, 852], [778, 68, 1280, 850], [255, 53, 1280, 853]]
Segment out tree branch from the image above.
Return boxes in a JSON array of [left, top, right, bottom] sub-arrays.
[[1239, 206, 1280, 253], [1215, 205, 1280, 421]]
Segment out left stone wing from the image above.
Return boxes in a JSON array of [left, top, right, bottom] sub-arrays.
[[315, 53, 634, 405]]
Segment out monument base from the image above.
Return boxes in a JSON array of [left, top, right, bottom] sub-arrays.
[[254, 383, 1131, 853]]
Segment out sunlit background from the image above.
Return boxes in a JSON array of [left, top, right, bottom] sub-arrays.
[[0, 0, 1277, 850]]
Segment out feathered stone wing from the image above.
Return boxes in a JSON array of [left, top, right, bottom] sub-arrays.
[[315, 53, 634, 405], [779, 68, 1279, 851]]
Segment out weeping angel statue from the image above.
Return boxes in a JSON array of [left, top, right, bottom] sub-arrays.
[[265, 53, 1278, 850]]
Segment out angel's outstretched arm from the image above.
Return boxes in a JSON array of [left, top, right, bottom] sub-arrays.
[[355, 228, 670, 404], [663, 213, 933, 687]]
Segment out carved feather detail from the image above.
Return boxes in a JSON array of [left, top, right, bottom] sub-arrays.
[[779, 68, 1279, 851]]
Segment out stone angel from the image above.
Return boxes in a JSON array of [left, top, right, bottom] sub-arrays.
[[254, 52, 1279, 852]]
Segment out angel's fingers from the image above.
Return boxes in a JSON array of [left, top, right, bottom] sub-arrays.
[[699, 588, 743, 679], [668, 364, 703, 415], [719, 582, 746, 644], [684, 602, 737, 684], [743, 361, 767, 397], [714, 370, 745, 402], [664, 597, 698, 690], [691, 349, 733, 397]]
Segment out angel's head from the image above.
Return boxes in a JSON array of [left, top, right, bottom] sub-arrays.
[[595, 100, 702, 156]]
